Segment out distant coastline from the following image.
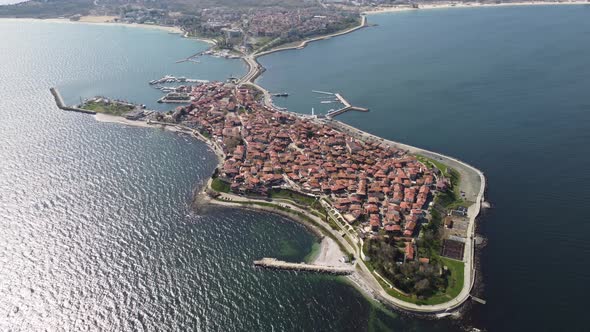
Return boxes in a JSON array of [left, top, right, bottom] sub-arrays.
[[362, 0, 589, 15], [0, 17, 218, 46], [1, 17, 181, 32]]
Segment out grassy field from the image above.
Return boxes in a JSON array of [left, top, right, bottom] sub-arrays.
[[270, 188, 316, 205], [375, 257, 465, 305], [82, 100, 135, 116], [416, 155, 448, 175], [269, 188, 327, 215], [211, 178, 231, 193], [417, 154, 470, 209]]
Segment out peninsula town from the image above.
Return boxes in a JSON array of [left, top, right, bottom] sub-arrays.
[[53, 77, 483, 310], [31, 0, 491, 315]]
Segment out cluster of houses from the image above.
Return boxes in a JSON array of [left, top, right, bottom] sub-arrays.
[[247, 8, 353, 38], [172, 82, 447, 258], [186, 7, 356, 46]]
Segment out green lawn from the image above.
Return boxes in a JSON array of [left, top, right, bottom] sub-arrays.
[[81, 100, 134, 116], [211, 178, 231, 193], [416, 154, 470, 209], [270, 188, 316, 205], [439, 257, 465, 299], [269, 188, 327, 216], [416, 155, 448, 175]]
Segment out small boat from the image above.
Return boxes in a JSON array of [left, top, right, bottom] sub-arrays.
[[273, 93, 289, 97]]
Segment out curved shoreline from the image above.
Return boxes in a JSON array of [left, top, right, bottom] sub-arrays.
[[363, 1, 590, 15], [238, 15, 367, 87], [200, 184, 352, 268], [91, 102, 485, 314], [256, 15, 368, 58], [86, 9, 485, 314], [330, 120, 486, 313], [0, 17, 217, 45], [46, 7, 488, 314], [0, 17, 182, 33]]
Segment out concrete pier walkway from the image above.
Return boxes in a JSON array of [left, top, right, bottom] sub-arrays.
[[254, 258, 353, 275], [326, 93, 369, 118]]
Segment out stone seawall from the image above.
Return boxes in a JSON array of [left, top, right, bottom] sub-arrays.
[[50, 87, 96, 114], [254, 258, 353, 275]]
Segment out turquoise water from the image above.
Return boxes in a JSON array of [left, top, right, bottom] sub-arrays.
[[0, 20, 462, 331], [258, 5, 590, 331]]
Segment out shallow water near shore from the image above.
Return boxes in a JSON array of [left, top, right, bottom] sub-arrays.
[[0, 20, 465, 331]]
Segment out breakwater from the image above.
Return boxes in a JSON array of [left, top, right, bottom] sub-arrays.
[[254, 258, 353, 275], [327, 93, 369, 118], [49, 87, 96, 114]]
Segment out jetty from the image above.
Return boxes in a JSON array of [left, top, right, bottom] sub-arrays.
[[254, 258, 353, 275], [470, 295, 487, 305], [49, 88, 96, 114], [312, 90, 335, 95], [311, 91, 369, 118]]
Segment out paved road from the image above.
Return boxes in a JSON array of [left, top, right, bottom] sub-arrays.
[[210, 177, 484, 313]]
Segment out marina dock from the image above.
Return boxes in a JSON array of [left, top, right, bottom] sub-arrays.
[[254, 258, 353, 275], [327, 93, 369, 117], [312, 91, 369, 118], [312, 90, 335, 95]]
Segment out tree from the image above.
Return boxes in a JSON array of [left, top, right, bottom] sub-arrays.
[[415, 279, 431, 296]]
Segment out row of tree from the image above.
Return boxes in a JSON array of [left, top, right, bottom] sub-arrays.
[[365, 236, 447, 298]]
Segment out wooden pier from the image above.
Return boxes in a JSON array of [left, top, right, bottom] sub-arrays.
[[254, 258, 353, 275]]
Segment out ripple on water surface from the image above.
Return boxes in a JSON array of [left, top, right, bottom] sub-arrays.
[[0, 20, 466, 331]]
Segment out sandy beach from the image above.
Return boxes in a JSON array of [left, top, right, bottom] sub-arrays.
[[78, 15, 118, 23], [1, 17, 183, 34], [313, 236, 349, 267], [363, 0, 589, 15], [94, 113, 154, 128]]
